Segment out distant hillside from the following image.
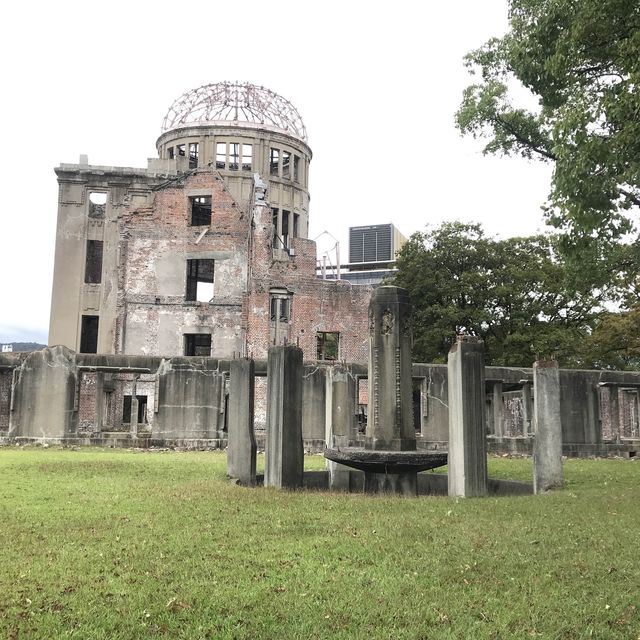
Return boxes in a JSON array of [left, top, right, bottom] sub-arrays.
[[2, 342, 47, 353]]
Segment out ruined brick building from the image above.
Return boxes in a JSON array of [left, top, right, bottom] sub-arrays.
[[49, 82, 371, 363]]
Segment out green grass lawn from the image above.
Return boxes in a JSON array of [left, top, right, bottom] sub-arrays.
[[0, 447, 638, 639]]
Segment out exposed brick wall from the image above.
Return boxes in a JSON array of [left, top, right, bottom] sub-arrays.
[[78, 372, 97, 432], [0, 371, 12, 431], [107, 169, 372, 363]]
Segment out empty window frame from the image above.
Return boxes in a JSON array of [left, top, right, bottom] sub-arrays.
[[216, 142, 226, 169], [229, 143, 240, 170], [88, 192, 107, 218], [293, 213, 300, 238], [282, 150, 291, 179], [242, 144, 252, 171], [270, 295, 291, 322], [80, 315, 99, 354], [186, 259, 214, 302], [190, 196, 212, 226], [281, 210, 290, 248], [270, 148, 280, 176], [177, 144, 186, 157], [184, 333, 212, 356], [189, 143, 199, 169], [84, 240, 103, 284], [168, 147, 175, 159], [317, 331, 339, 361], [122, 395, 148, 424]]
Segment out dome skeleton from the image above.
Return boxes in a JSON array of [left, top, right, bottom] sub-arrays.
[[162, 82, 308, 142]]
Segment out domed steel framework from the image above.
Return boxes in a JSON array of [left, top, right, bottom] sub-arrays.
[[161, 82, 308, 142]]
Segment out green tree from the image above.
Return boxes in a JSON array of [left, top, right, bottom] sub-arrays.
[[580, 307, 640, 370], [456, 0, 640, 257], [392, 222, 596, 366]]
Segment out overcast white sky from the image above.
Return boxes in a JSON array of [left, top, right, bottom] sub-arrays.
[[0, 0, 554, 344]]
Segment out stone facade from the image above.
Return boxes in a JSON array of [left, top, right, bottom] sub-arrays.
[[48, 83, 371, 365]]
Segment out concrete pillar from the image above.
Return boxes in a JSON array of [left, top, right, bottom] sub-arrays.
[[365, 286, 416, 496], [265, 345, 304, 489], [130, 395, 139, 437], [533, 360, 563, 493], [327, 364, 357, 491], [492, 381, 504, 439], [447, 336, 488, 497], [8, 346, 78, 439], [227, 358, 256, 485]]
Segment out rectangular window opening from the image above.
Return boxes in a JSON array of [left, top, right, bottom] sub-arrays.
[[88, 192, 107, 218], [190, 196, 212, 226], [80, 315, 99, 354], [122, 395, 148, 423], [186, 259, 214, 302], [281, 210, 290, 249], [229, 143, 240, 171], [293, 213, 300, 238], [282, 150, 291, 179], [84, 240, 103, 284], [184, 334, 212, 356], [317, 331, 339, 361], [168, 147, 174, 160], [242, 144, 252, 171], [216, 142, 226, 169], [270, 148, 280, 176], [189, 143, 199, 169], [270, 296, 291, 322], [177, 144, 186, 157]]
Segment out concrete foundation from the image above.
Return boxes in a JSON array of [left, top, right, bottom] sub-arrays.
[[264, 345, 304, 489], [533, 360, 564, 493], [447, 336, 488, 497]]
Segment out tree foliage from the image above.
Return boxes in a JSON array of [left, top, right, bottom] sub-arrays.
[[392, 222, 597, 366], [456, 0, 640, 253]]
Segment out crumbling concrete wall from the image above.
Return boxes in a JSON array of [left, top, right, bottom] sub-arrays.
[[154, 357, 225, 440], [9, 346, 78, 438]]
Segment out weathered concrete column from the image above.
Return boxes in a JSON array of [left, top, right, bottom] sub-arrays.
[[365, 286, 416, 495], [265, 345, 304, 489], [8, 346, 78, 439], [130, 394, 139, 437], [326, 364, 357, 491], [447, 336, 488, 497], [533, 360, 563, 493], [227, 358, 256, 485]]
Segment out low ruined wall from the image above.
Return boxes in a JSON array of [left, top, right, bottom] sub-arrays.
[[1, 349, 639, 456]]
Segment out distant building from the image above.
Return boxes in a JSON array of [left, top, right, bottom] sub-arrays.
[[318, 223, 407, 286], [1, 345, 12, 353], [348, 224, 406, 264]]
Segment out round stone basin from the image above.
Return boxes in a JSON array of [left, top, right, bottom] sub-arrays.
[[324, 447, 447, 474]]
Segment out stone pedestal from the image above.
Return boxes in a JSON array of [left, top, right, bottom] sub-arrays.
[[533, 360, 563, 493], [265, 345, 304, 489], [227, 358, 256, 485], [447, 336, 488, 497]]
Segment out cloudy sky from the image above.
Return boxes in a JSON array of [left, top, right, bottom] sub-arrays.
[[0, 0, 553, 344]]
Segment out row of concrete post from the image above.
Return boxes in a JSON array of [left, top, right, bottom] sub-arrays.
[[227, 338, 564, 495]]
